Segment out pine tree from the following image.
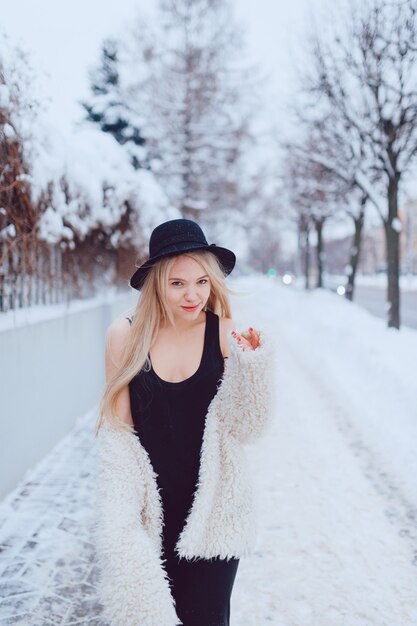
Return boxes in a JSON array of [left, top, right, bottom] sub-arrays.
[[82, 38, 148, 170]]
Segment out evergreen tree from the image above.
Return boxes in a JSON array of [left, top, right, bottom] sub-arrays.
[[82, 38, 148, 170]]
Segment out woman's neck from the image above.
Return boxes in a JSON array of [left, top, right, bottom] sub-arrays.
[[162, 309, 206, 335]]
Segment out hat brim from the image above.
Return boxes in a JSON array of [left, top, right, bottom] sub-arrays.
[[129, 244, 236, 291]]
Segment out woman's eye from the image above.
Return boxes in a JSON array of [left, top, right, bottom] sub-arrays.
[[170, 279, 208, 286]]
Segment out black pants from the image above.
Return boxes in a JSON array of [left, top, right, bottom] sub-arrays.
[[163, 547, 240, 626]]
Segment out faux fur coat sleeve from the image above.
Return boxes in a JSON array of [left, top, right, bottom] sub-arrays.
[[217, 326, 275, 444], [93, 423, 181, 626]]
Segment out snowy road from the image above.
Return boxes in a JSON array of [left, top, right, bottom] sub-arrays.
[[0, 276, 416, 625], [353, 284, 417, 330]]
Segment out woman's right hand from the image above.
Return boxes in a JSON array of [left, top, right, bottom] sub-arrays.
[[231, 327, 260, 351]]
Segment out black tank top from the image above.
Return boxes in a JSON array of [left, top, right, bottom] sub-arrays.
[[126, 309, 225, 550]]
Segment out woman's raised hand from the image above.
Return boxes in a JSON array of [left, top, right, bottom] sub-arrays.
[[231, 327, 260, 351]]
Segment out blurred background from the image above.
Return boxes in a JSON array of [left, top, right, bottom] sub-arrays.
[[1, 0, 417, 623], [2, 0, 416, 330]]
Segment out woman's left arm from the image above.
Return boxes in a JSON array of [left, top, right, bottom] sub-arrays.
[[217, 326, 276, 444]]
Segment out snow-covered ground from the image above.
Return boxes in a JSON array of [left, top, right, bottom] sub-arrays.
[[0, 275, 416, 625], [233, 276, 417, 625]]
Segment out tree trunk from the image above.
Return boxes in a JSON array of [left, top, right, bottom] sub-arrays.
[[315, 218, 324, 288], [385, 176, 401, 329], [304, 225, 310, 290], [298, 214, 310, 289], [295, 226, 302, 278], [345, 197, 365, 302]]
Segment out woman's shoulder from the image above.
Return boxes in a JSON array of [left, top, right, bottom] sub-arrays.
[[106, 315, 133, 347], [104, 316, 134, 375]]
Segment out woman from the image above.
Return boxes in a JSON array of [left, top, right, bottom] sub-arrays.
[[93, 218, 275, 626]]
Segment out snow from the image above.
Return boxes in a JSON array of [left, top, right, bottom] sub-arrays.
[[0, 83, 10, 108], [0, 223, 16, 239], [392, 216, 402, 232], [0, 274, 416, 624], [37, 206, 69, 244], [1, 33, 178, 251], [233, 275, 417, 624], [26, 120, 176, 247], [2, 122, 15, 138]]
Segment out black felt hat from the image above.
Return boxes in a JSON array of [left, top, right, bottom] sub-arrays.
[[129, 218, 236, 291]]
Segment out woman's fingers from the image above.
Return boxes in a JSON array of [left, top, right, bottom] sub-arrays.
[[231, 328, 259, 350], [248, 327, 260, 349], [231, 330, 249, 349]]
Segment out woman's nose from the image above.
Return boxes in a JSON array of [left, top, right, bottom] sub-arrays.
[[184, 286, 198, 299]]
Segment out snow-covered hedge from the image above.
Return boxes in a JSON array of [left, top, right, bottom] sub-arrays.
[[31, 123, 175, 250], [0, 33, 179, 312]]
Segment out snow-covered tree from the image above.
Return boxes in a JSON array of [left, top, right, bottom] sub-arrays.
[[0, 37, 41, 311], [126, 0, 261, 225], [0, 34, 176, 312], [82, 38, 149, 170], [284, 121, 371, 300], [291, 0, 417, 328], [281, 142, 351, 290]]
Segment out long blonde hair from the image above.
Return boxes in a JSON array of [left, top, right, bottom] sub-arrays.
[[94, 249, 239, 437]]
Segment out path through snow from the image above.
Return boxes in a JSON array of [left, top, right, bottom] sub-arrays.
[[231, 277, 417, 625], [0, 276, 416, 625]]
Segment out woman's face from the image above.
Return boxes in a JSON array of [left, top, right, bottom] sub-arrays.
[[165, 255, 211, 320]]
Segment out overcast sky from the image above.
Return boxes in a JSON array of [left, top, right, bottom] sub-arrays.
[[1, 0, 331, 136]]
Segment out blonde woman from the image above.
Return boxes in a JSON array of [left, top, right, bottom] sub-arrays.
[[94, 218, 275, 626]]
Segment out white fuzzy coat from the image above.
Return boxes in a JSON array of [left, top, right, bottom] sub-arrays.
[[93, 327, 275, 626]]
